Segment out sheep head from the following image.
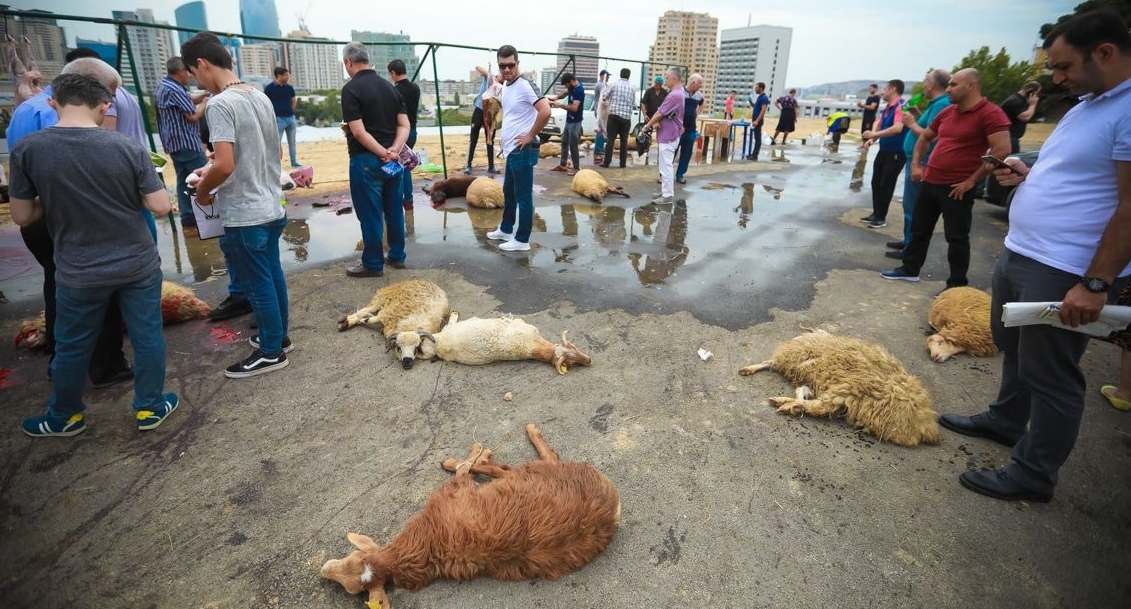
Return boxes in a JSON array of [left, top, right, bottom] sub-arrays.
[[552, 331, 592, 374], [321, 533, 393, 609], [926, 334, 965, 363], [391, 331, 424, 369], [416, 331, 439, 360]]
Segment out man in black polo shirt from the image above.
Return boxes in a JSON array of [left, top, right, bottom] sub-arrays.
[[857, 83, 880, 134], [388, 59, 420, 209], [340, 42, 409, 278]]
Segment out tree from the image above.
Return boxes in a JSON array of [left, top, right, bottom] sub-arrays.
[[1039, 0, 1131, 40], [952, 47, 1040, 105]]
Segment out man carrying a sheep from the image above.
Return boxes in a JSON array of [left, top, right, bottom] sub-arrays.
[[485, 45, 551, 252], [938, 8, 1131, 502]]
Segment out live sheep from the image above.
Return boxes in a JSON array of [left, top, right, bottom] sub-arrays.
[[738, 330, 940, 447], [337, 279, 450, 369], [465, 177, 504, 209], [927, 286, 997, 363], [416, 311, 591, 374], [571, 169, 630, 203], [320, 423, 620, 609], [422, 176, 476, 208]]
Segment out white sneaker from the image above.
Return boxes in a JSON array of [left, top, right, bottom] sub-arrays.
[[498, 239, 531, 252], [486, 229, 514, 241]]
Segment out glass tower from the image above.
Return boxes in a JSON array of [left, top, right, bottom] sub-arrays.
[[239, 0, 281, 40]]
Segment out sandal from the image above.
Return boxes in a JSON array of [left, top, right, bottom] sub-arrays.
[[550, 165, 568, 172], [1101, 385, 1131, 411]]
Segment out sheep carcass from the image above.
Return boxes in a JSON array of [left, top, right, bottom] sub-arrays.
[[422, 176, 476, 208], [927, 286, 997, 362], [571, 169, 630, 203], [337, 279, 450, 369], [321, 423, 620, 609], [538, 142, 561, 158], [738, 330, 940, 447], [417, 312, 591, 374], [466, 177, 504, 209]]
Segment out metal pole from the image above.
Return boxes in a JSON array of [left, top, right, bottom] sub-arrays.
[[430, 44, 446, 179]]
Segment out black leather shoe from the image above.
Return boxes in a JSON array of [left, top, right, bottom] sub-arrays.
[[346, 264, 383, 278], [884, 250, 904, 259], [959, 468, 1053, 502], [885, 240, 905, 250], [91, 366, 134, 389], [938, 412, 1021, 447], [387, 260, 406, 269], [209, 295, 253, 321]]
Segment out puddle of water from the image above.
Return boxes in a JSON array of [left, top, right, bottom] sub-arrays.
[[0, 144, 872, 302]]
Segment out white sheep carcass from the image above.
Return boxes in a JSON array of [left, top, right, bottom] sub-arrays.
[[415, 312, 591, 374], [926, 286, 997, 362], [570, 169, 630, 203], [321, 423, 620, 609], [738, 330, 940, 447], [466, 177, 504, 209], [337, 279, 450, 369]]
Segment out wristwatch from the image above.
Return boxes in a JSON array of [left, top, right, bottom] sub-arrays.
[[1079, 276, 1111, 293]]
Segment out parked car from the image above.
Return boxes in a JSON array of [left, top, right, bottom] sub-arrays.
[[983, 149, 1040, 208]]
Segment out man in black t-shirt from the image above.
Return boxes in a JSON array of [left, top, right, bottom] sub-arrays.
[[857, 83, 880, 134], [340, 42, 409, 278], [1000, 81, 1040, 153], [388, 59, 420, 209]]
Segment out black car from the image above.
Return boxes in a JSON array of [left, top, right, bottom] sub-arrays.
[[983, 150, 1040, 208]]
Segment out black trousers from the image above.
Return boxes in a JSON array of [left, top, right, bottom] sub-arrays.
[[20, 217, 128, 379], [603, 115, 631, 168], [899, 181, 975, 287], [870, 150, 906, 220], [466, 107, 495, 169], [748, 122, 763, 159]]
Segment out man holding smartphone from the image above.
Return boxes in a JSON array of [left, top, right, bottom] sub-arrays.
[[936, 9, 1131, 502]]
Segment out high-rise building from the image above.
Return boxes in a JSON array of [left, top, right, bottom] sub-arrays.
[[237, 42, 277, 81], [240, 0, 281, 40], [717, 25, 792, 112], [555, 35, 599, 87], [648, 11, 719, 111], [113, 9, 178, 97], [76, 38, 118, 67], [283, 28, 343, 91], [0, 8, 67, 84], [350, 30, 418, 78], [174, 1, 208, 46]]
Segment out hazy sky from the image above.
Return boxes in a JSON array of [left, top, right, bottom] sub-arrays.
[[10, 0, 1075, 87]]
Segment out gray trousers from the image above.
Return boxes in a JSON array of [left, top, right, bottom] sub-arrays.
[[989, 250, 1129, 491], [560, 122, 581, 170]]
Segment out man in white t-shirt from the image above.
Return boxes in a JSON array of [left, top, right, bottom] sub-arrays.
[[937, 8, 1131, 503], [485, 45, 550, 252]]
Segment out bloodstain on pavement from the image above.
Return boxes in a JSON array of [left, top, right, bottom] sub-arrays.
[[0, 368, 18, 388], [210, 325, 243, 344]]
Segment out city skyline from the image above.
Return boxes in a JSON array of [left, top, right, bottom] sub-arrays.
[[7, 0, 1070, 88]]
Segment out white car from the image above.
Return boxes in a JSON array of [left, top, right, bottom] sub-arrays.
[[540, 94, 642, 143]]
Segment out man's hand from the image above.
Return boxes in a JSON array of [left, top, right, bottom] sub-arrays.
[[911, 165, 924, 182], [862, 129, 874, 139], [901, 112, 917, 127], [1058, 283, 1107, 327], [992, 157, 1029, 187], [515, 132, 536, 149], [949, 178, 976, 200]]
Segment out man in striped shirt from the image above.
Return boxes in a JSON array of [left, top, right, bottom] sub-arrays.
[[601, 68, 637, 169], [156, 56, 208, 227]]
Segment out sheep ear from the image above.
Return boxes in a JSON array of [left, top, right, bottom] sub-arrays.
[[348, 533, 379, 552]]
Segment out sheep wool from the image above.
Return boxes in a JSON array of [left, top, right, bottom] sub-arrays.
[[570, 169, 631, 204], [423, 175, 476, 207], [927, 286, 997, 362], [465, 177, 504, 209], [321, 424, 620, 609], [739, 331, 940, 447], [160, 280, 212, 323], [337, 279, 451, 369], [538, 143, 561, 158], [417, 313, 592, 374]]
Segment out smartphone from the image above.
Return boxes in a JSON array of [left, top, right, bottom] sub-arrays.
[[981, 154, 1022, 174]]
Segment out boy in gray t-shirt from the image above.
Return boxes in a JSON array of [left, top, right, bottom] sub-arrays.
[[183, 32, 291, 378], [9, 74, 179, 437]]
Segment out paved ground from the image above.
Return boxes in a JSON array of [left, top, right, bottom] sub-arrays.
[[0, 144, 1128, 609]]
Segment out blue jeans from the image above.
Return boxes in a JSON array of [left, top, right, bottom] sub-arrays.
[[277, 115, 299, 166], [899, 162, 922, 248], [217, 234, 245, 299], [501, 145, 539, 243], [349, 152, 406, 270], [224, 216, 289, 356], [401, 127, 417, 204], [675, 129, 698, 180], [170, 148, 208, 225], [48, 270, 167, 418]]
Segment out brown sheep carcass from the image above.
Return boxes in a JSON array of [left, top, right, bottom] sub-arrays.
[[927, 286, 997, 362], [422, 175, 476, 208], [321, 423, 621, 609], [570, 169, 630, 203]]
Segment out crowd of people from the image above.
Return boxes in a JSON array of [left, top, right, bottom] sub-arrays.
[[5, 8, 1131, 505]]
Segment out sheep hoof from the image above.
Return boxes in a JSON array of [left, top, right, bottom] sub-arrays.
[[337, 316, 351, 331], [738, 362, 771, 376]]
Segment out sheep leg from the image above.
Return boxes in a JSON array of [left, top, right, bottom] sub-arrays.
[[440, 443, 494, 476], [610, 186, 631, 199], [337, 304, 382, 332], [525, 423, 561, 463], [738, 361, 772, 376]]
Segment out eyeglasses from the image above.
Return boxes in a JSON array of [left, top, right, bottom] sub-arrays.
[[498, 62, 517, 70]]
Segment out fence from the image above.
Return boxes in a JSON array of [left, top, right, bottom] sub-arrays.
[[1, 8, 683, 176]]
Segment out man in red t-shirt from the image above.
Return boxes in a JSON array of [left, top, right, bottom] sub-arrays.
[[881, 68, 1011, 288]]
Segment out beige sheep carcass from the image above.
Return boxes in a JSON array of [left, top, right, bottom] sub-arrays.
[[739, 330, 940, 447], [570, 169, 630, 204], [417, 312, 591, 374], [927, 286, 997, 362], [539, 143, 561, 158], [466, 177, 504, 209], [337, 279, 450, 369]]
